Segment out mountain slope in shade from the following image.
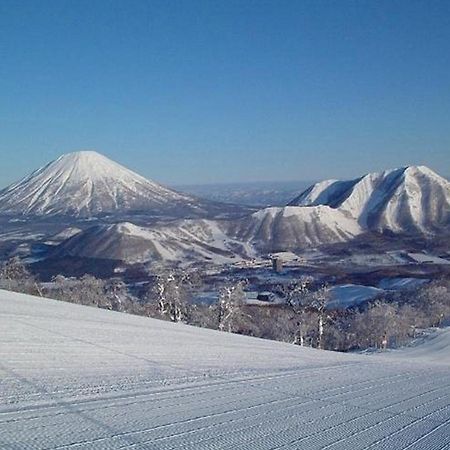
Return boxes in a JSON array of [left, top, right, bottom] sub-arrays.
[[0, 151, 228, 218], [230, 205, 363, 251], [289, 166, 450, 233]]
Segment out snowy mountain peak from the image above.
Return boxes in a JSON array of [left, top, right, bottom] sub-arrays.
[[402, 164, 447, 181], [113, 222, 141, 234], [0, 151, 202, 217], [54, 150, 119, 170], [37, 150, 159, 186], [232, 205, 363, 251], [289, 165, 450, 233], [58, 150, 103, 159], [404, 164, 434, 174]]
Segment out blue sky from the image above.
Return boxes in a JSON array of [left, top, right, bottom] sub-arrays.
[[0, 0, 449, 186]]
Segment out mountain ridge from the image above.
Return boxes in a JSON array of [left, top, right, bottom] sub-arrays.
[[289, 165, 450, 234]]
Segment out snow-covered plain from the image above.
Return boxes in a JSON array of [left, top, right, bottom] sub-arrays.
[[1, 289, 449, 449], [328, 284, 385, 309]]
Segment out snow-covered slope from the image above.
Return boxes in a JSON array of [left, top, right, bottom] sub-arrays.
[[328, 284, 385, 309], [54, 220, 254, 264], [386, 327, 450, 363], [51, 207, 361, 263], [289, 166, 450, 233], [231, 205, 363, 251], [0, 151, 226, 218], [1, 289, 449, 449]]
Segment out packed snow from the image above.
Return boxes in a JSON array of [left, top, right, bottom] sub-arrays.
[[1, 289, 449, 449], [385, 328, 450, 363]]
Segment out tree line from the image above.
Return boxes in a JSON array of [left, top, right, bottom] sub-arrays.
[[1, 257, 449, 352]]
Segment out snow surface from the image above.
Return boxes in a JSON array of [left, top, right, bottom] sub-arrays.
[[1, 289, 449, 449], [384, 328, 450, 363], [328, 284, 385, 309], [378, 277, 429, 290], [407, 253, 450, 265]]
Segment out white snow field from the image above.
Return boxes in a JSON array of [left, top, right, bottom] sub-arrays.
[[1, 290, 449, 449]]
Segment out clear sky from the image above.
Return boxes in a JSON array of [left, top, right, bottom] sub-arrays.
[[0, 0, 449, 186]]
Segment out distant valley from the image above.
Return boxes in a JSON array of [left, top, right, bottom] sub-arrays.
[[175, 180, 314, 207], [0, 150, 449, 311]]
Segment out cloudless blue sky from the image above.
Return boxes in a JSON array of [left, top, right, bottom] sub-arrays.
[[0, 0, 449, 186]]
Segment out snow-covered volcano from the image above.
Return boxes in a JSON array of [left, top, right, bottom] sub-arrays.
[[289, 166, 450, 233], [0, 151, 225, 218]]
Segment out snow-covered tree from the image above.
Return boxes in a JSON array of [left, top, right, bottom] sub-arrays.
[[349, 301, 399, 349], [416, 283, 450, 327], [217, 280, 247, 333], [282, 276, 313, 346], [48, 274, 108, 308], [282, 277, 331, 349], [154, 270, 196, 322], [0, 257, 42, 296], [309, 284, 331, 350], [105, 278, 127, 311]]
